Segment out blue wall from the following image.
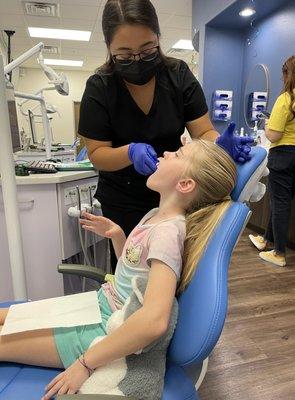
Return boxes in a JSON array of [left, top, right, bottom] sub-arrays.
[[192, 0, 236, 31], [203, 27, 245, 131], [239, 2, 295, 129], [194, 0, 295, 133], [192, 0, 237, 82]]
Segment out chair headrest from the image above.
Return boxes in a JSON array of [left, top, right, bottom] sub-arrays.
[[231, 146, 268, 202]]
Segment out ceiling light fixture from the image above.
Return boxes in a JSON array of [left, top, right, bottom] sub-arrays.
[[172, 39, 194, 50], [44, 58, 83, 67], [239, 8, 256, 17], [28, 27, 91, 41]]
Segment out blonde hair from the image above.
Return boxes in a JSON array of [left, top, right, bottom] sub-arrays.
[[178, 140, 237, 294]]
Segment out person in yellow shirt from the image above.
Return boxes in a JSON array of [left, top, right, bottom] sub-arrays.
[[249, 55, 295, 266]]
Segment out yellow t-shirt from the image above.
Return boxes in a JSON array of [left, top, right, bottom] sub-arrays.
[[268, 91, 295, 148]]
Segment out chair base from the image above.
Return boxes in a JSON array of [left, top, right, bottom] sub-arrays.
[[195, 357, 209, 390]]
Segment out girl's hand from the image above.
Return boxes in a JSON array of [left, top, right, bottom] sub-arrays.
[[180, 132, 192, 146], [79, 212, 123, 239], [42, 359, 89, 399]]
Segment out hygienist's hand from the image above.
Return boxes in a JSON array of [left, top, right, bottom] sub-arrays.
[[216, 122, 253, 163], [128, 142, 158, 175], [80, 212, 123, 239], [42, 359, 89, 399]]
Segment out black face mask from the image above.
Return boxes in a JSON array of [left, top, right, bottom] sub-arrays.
[[114, 55, 164, 85]]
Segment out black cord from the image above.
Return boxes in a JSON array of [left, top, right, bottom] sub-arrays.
[[4, 30, 15, 82]]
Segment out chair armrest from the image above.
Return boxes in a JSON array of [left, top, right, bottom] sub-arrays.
[[57, 264, 106, 283]]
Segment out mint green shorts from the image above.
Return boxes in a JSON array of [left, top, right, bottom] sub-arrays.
[[53, 289, 113, 368]]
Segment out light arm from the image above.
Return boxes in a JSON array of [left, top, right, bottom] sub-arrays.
[[4, 42, 44, 75]]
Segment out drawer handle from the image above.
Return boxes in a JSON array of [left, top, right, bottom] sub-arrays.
[[0, 199, 34, 210], [18, 199, 34, 205]]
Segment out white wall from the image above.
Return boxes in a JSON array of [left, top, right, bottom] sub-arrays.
[[0, 36, 7, 65], [15, 68, 93, 144]]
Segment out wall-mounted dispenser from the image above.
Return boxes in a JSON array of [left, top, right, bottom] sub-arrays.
[[248, 91, 267, 122], [212, 90, 233, 121]]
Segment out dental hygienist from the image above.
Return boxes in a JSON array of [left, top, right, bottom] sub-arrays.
[[78, 0, 252, 270]]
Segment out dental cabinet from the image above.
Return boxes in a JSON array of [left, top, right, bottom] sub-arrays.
[[0, 170, 107, 302], [212, 90, 233, 122]]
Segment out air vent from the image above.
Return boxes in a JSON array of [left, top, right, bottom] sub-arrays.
[[43, 45, 59, 54], [23, 2, 59, 17]]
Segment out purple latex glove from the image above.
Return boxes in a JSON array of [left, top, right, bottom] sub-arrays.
[[216, 122, 254, 163], [128, 142, 158, 175]]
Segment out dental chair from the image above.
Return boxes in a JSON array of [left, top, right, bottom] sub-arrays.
[[0, 147, 268, 400]]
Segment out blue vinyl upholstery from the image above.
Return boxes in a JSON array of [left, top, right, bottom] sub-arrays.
[[0, 146, 267, 399]]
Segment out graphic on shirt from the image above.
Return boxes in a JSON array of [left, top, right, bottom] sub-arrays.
[[124, 241, 143, 266]]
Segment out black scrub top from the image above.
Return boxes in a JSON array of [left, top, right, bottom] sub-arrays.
[[78, 59, 208, 211]]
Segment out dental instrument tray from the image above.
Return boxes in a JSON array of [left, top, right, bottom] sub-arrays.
[[25, 160, 58, 174], [54, 161, 95, 171]]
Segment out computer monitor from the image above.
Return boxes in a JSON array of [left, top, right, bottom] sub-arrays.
[[5, 79, 21, 152]]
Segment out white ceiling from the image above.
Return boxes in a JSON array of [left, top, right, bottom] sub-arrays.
[[0, 0, 194, 72]]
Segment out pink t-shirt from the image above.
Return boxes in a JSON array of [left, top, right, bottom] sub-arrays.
[[102, 208, 186, 310]]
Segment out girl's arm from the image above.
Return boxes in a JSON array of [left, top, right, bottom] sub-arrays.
[[43, 260, 177, 399], [84, 260, 177, 369], [110, 229, 127, 259]]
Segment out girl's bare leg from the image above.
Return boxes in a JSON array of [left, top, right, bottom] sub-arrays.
[[0, 327, 63, 368], [0, 308, 9, 325]]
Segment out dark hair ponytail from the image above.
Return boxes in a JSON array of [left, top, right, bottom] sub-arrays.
[[96, 0, 175, 74]]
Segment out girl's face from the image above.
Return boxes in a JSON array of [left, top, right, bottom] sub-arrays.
[[109, 24, 158, 61], [147, 143, 193, 193]]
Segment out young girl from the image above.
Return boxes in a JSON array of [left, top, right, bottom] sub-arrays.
[[0, 140, 236, 399]]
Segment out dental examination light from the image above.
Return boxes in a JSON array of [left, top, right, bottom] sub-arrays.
[[17, 91, 60, 156], [45, 103, 59, 114], [19, 101, 59, 117], [15, 53, 69, 158], [14, 90, 53, 159], [18, 101, 59, 145], [37, 53, 69, 96]]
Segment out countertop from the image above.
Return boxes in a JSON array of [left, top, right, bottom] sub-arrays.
[[0, 170, 99, 186]]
